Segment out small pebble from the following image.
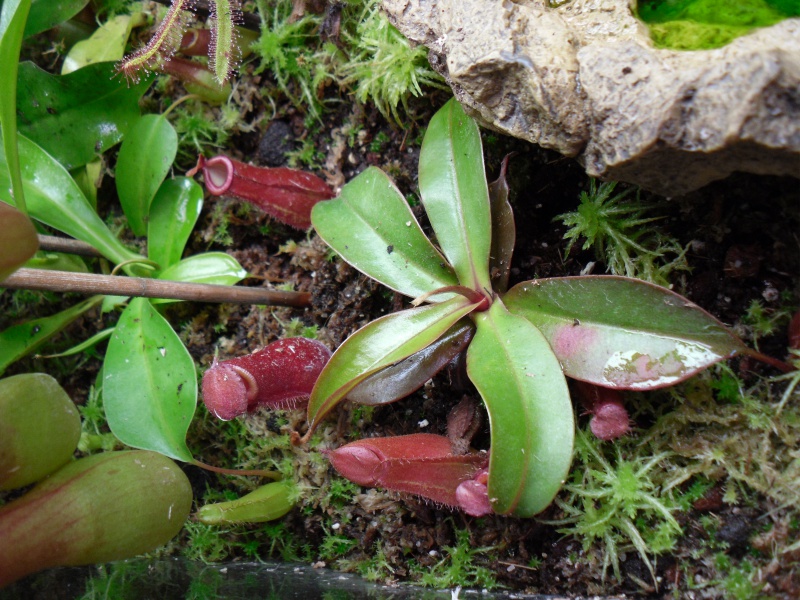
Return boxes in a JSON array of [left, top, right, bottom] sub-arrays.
[[257, 120, 294, 167]]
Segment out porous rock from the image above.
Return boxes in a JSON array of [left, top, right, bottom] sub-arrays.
[[382, 0, 800, 196]]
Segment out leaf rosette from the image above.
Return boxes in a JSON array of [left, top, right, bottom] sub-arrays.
[[308, 99, 749, 517]]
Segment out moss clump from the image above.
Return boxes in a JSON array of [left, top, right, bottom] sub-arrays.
[[248, 0, 445, 124], [637, 0, 800, 50], [553, 179, 688, 286]]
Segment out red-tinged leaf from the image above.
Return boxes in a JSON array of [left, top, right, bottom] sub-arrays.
[[488, 154, 515, 293], [0, 203, 38, 282], [0, 373, 81, 491], [418, 98, 492, 292], [202, 338, 331, 420], [0, 450, 192, 587], [503, 276, 748, 390], [159, 57, 232, 104], [346, 320, 474, 406], [446, 396, 483, 455], [305, 296, 480, 435], [467, 300, 574, 517], [328, 434, 488, 511], [190, 155, 334, 229]]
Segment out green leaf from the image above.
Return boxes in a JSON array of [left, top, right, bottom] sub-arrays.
[[25, 251, 88, 273], [307, 295, 480, 432], [347, 320, 474, 406], [467, 300, 574, 517], [35, 327, 113, 359], [71, 158, 102, 210], [418, 99, 492, 292], [503, 276, 747, 389], [147, 177, 204, 269], [311, 166, 458, 299], [24, 0, 88, 38], [116, 115, 178, 236], [17, 62, 150, 170], [0, 0, 32, 213], [0, 296, 102, 376], [103, 297, 196, 462], [101, 294, 128, 313], [151, 252, 247, 304], [156, 252, 247, 284], [0, 133, 144, 266], [62, 14, 136, 74]]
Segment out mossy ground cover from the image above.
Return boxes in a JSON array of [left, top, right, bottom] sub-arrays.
[[3, 0, 800, 597]]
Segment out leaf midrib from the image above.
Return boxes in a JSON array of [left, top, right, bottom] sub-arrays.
[[337, 190, 456, 292]]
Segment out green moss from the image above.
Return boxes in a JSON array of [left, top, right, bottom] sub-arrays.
[[182, 521, 238, 563], [642, 370, 800, 512], [326, 476, 361, 508], [741, 299, 794, 349], [251, 0, 328, 120], [554, 179, 688, 286], [171, 102, 230, 167], [638, 0, 799, 50], [333, 0, 447, 123], [286, 136, 325, 169], [550, 429, 682, 582], [355, 544, 396, 582], [714, 553, 765, 600], [78, 562, 152, 599], [369, 131, 391, 153], [208, 203, 234, 246], [248, 0, 446, 124], [318, 527, 359, 562], [7, 289, 62, 318], [412, 527, 499, 590]]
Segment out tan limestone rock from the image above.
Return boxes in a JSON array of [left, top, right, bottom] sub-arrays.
[[382, 0, 800, 196]]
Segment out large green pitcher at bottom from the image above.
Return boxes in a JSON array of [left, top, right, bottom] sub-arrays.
[[0, 450, 193, 587]]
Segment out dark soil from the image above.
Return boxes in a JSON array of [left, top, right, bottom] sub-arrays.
[[3, 6, 800, 598]]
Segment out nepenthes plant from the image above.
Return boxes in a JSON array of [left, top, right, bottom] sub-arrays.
[[301, 99, 789, 518]]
